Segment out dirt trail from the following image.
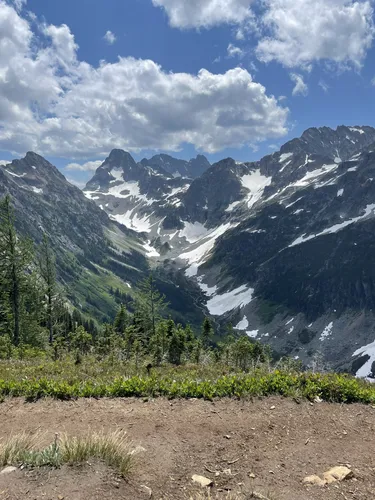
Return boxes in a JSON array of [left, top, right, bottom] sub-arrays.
[[0, 396, 374, 499]]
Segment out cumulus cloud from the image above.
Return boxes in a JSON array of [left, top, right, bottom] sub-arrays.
[[0, 160, 10, 166], [290, 73, 308, 96], [65, 160, 103, 172], [152, 0, 252, 28], [11, 0, 26, 11], [103, 30, 116, 44], [256, 0, 374, 69], [227, 43, 244, 58], [66, 177, 87, 189], [0, 1, 289, 157]]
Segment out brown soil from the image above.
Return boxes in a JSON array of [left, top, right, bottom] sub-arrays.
[[0, 396, 374, 499]]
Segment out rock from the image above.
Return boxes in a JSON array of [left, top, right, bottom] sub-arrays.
[[140, 485, 153, 497], [0, 466, 17, 475], [192, 475, 213, 487], [222, 468, 232, 476], [303, 475, 326, 486], [270, 406, 276, 410], [323, 466, 353, 484], [130, 445, 146, 456], [249, 472, 256, 479]]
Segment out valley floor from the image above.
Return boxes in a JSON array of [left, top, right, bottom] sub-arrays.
[[0, 397, 374, 499]]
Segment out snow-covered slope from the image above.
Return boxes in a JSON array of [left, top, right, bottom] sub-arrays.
[[84, 126, 375, 375]]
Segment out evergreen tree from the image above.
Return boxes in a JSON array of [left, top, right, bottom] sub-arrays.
[[113, 304, 128, 336], [39, 234, 57, 344], [168, 325, 185, 365], [137, 274, 168, 340], [0, 195, 34, 345], [201, 317, 214, 348]]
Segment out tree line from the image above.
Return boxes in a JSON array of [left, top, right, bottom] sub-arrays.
[[0, 195, 271, 370]]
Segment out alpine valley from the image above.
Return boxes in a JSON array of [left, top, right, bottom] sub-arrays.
[[3, 125, 375, 376]]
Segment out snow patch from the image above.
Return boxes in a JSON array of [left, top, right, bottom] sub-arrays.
[[279, 153, 293, 163], [5, 170, 26, 178], [30, 186, 43, 194], [349, 127, 364, 134], [294, 164, 337, 187], [320, 322, 333, 341], [285, 318, 294, 325], [180, 223, 234, 269], [246, 330, 258, 338], [337, 188, 344, 197], [347, 166, 358, 172], [225, 200, 242, 212], [143, 241, 160, 258], [353, 340, 375, 378], [179, 221, 208, 243], [240, 170, 272, 209], [289, 204, 375, 247], [206, 284, 254, 316], [235, 316, 249, 330]]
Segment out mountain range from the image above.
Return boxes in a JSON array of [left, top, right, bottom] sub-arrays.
[[2, 125, 375, 376]]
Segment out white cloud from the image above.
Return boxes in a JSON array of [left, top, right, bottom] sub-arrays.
[[0, 160, 10, 166], [152, 0, 252, 28], [290, 73, 308, 96], [227, 43, 244, 58], [319, 80, 330, 92], [371, 76, 375, 85], [65, 160, 103, 172], [66, 177, 87, 189], [103, 30, 116, 45], [0, 1, 289, 157], [256, 0, 374, 69], [11, 0, 26, 11]]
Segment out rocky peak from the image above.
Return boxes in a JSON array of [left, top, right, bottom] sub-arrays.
[[281, 125, 375, 162]]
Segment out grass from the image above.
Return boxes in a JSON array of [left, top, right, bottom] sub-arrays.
[[0, 355, 374, 404], [0, 430, 133, 477]]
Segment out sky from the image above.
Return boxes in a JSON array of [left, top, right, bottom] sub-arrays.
[[1, 0, 375, 188]]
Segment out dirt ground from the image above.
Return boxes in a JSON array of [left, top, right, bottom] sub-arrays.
[[0, 396, 374, 499]]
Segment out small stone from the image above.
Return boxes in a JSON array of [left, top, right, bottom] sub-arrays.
[[224, 435, 231, 439], [192, 475, 213, 488], [0, 466, 17, 475], [140, 485, 152, 497], [323, 466, 353, 484], [223, 469, 232, 476], [130, 445, 146, 456], [249, 472, 256, 479], [270, 406, 276, 410], [303, 475, 326, 486]]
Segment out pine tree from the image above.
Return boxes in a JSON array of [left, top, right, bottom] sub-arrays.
[[113, 304, 128, 336], [201, 317, 214, 348], [168, 325, 185, 365], [0, 195, 34, 345], [137, 274, 168, 340], [39, 234, 57, 344]]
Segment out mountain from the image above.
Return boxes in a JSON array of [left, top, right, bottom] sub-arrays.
[[85, 125, 375, 376], [140, 153, 210, 179], [0, 152, 204, 327]]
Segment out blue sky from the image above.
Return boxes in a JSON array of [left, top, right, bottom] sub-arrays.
[[1, 0, 375, 187]]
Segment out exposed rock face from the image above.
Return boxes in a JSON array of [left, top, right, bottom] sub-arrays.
[[5, 125, 375, 371], [84, 125, 375, 372]]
